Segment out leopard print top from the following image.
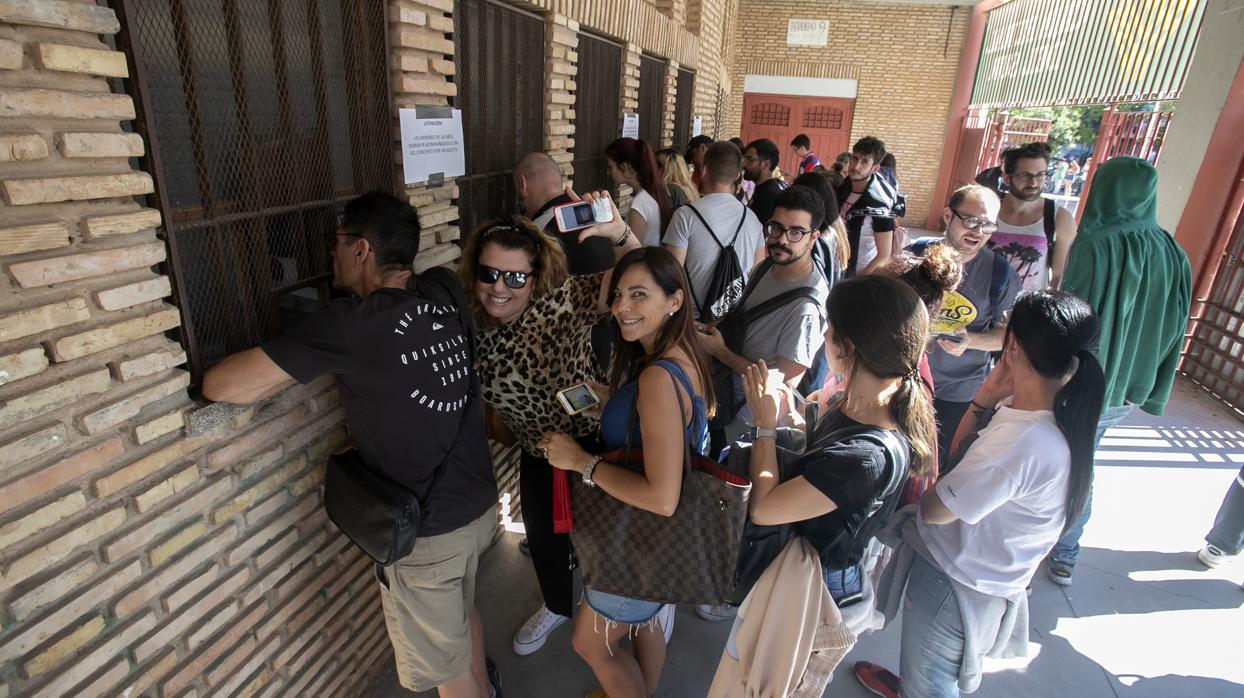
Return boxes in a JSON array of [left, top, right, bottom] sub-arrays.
[[475, 273, 607, 455]]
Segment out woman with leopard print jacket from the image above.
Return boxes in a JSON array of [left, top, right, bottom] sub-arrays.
[[459, 192, 642, 659]]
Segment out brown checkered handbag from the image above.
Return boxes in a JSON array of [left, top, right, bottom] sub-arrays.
[[569, 368, 751, 605]]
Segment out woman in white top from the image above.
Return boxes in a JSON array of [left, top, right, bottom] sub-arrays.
[[607, 137, 672, 247], [866, 290, 1104, 697]]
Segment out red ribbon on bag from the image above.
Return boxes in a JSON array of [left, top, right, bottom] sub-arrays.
[[553, 468, 574, 533]]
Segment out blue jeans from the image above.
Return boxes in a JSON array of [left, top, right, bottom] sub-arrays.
[[1206, 465, 1244, 555], [1048, 404, 1133, 567], [823, 563, 861, 604], [899, 555, 964, 698]]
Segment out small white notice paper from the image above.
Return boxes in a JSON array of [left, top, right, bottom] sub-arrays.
[[622, 113, 639, 139], [787, 19, 828, 47], [400, 108, 465, 185], [692, 115, 703, 137]]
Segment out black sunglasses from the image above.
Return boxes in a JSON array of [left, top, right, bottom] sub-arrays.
[[476, 264, 531, 289]]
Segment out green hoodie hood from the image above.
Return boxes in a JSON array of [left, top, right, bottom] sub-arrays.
[[1077, 156, 1159, 235]]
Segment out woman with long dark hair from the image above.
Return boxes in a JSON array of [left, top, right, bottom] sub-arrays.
[[742, 275, 937, 603], [540, 241, 714, 698], [858, 290, 1105, 697], [607, 137, 672, 246]]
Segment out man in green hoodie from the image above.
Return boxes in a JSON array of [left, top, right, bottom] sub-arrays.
[[1046, 157, 1193, 586]]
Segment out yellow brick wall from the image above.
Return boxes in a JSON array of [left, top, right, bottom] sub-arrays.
[[0, 2, 478, 696], [727, 0, 970, 223]]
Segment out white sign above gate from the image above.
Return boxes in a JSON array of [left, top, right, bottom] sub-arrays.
[[786, 19, 828, 47]]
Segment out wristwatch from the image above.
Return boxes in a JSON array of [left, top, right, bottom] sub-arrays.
[[750, 426, 778, 440]]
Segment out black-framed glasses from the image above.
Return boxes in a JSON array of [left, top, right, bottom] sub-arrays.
[[1010, 171, 1047, 183], [764, 221, 814, 243], [949, 209, 998, 234], [476, 264, 531, 289], [742, 154, 761, 163], [325, 231, 362, 251]]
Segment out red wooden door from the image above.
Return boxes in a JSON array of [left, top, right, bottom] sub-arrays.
[[739, 93, 855, 177]]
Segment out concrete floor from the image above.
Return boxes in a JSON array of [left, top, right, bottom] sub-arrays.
[[372, 378, 1244, 697]]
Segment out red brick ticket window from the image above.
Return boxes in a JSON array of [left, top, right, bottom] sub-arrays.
[[115, 0, 394, 381]]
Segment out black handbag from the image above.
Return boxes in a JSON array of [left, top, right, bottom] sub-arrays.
[[569, 365, 751, 605], [323, 267, 477, 566]]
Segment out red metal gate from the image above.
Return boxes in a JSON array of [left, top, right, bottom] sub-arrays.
[[1078, 107, 1177, 217], [948, 110, 1051, 192], [1181, 155, 1244, 414]]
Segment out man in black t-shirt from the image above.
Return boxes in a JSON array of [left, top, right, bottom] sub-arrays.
[[202, 192, 499, 697], [743, 138, 788, 225], [515, 151, 612, 276]]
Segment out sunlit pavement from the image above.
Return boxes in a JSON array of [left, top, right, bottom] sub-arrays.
[[373, 378, 1244, 697]]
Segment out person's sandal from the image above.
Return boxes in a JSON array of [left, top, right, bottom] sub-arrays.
[[1047, 561, 1074, 586]]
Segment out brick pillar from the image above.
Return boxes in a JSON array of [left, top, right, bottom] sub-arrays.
[[618, 44, 643, 206], [655, 0, 688, 24], [662, 61, 679, 148], [391, 0, 463, 271], [546, 15, 579, 179]]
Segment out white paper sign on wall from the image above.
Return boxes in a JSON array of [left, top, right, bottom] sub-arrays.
[[786, 18, 828, 47], [622, 113, 639, 139], [692, 115, 702, 137], [400, 108, 465, 185]]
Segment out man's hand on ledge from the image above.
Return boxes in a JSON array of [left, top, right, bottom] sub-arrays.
[[201, 347, 296, 404]]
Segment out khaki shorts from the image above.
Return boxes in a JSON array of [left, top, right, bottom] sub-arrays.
[[379, 506, 496, 691]]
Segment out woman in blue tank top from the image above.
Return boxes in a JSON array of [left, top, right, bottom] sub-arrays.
[[539, 245, 713, 698]]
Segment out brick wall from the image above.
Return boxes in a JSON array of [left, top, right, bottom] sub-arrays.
[[728, 1, 970, 222], [0, 1, 741, 696], [0, 1, 460, 697]]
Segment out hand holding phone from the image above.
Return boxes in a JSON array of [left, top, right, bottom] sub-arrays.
[[553, 198, 614, 233], [555, 383, 601, 416]]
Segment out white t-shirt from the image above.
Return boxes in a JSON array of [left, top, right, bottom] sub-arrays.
[[918, 406, 1070, 597], [629, 188, 662, 247]]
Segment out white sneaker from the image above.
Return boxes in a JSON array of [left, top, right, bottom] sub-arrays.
[[513, 605, 569, 656], [1198, 544, 1236, 568], [657, 604, 675, 644], [694, 603, 738, 622]]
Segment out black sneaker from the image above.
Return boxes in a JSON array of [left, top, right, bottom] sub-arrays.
[[487, 656, 502, 698], [519, 538, 530, 556]]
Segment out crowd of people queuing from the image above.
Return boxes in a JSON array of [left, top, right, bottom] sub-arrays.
[[198, 126, 1206, 698]]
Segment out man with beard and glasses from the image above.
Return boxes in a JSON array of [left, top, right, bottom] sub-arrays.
[[699, 184, 829, 388], [694, 184, 829, 623], [992, 142, 1078, 290], [911, 185, 1020, 474]]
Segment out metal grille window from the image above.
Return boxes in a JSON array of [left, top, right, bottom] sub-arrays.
[[638, 54, 666, 147], [572, 33, 623, 195], [1184, 211, 1244, 413], [454, 0, 545, 237], [117, 0, 393, 380], [672, 68, 694, 149]]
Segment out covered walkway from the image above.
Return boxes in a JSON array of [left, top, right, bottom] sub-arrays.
[[376, 377, 1244, 697]]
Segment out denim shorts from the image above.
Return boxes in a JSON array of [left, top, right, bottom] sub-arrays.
[[583, 587, 664, 624]]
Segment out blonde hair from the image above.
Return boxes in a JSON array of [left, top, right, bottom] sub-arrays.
[[655, 148, 698, 203], [458, 217, 568, 323], [828, 217, 850, 271]]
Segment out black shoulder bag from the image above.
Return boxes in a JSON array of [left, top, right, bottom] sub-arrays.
[[324, 267, 479, 566]]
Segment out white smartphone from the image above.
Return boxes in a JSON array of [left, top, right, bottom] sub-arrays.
[[553, 199, 614, 233], [555, 383, 601, 416]]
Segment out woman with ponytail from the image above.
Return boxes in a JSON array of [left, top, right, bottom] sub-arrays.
[[742, 274, 937, 602], [607, 138, 672, 246], [857, 290, 1105, 697]]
